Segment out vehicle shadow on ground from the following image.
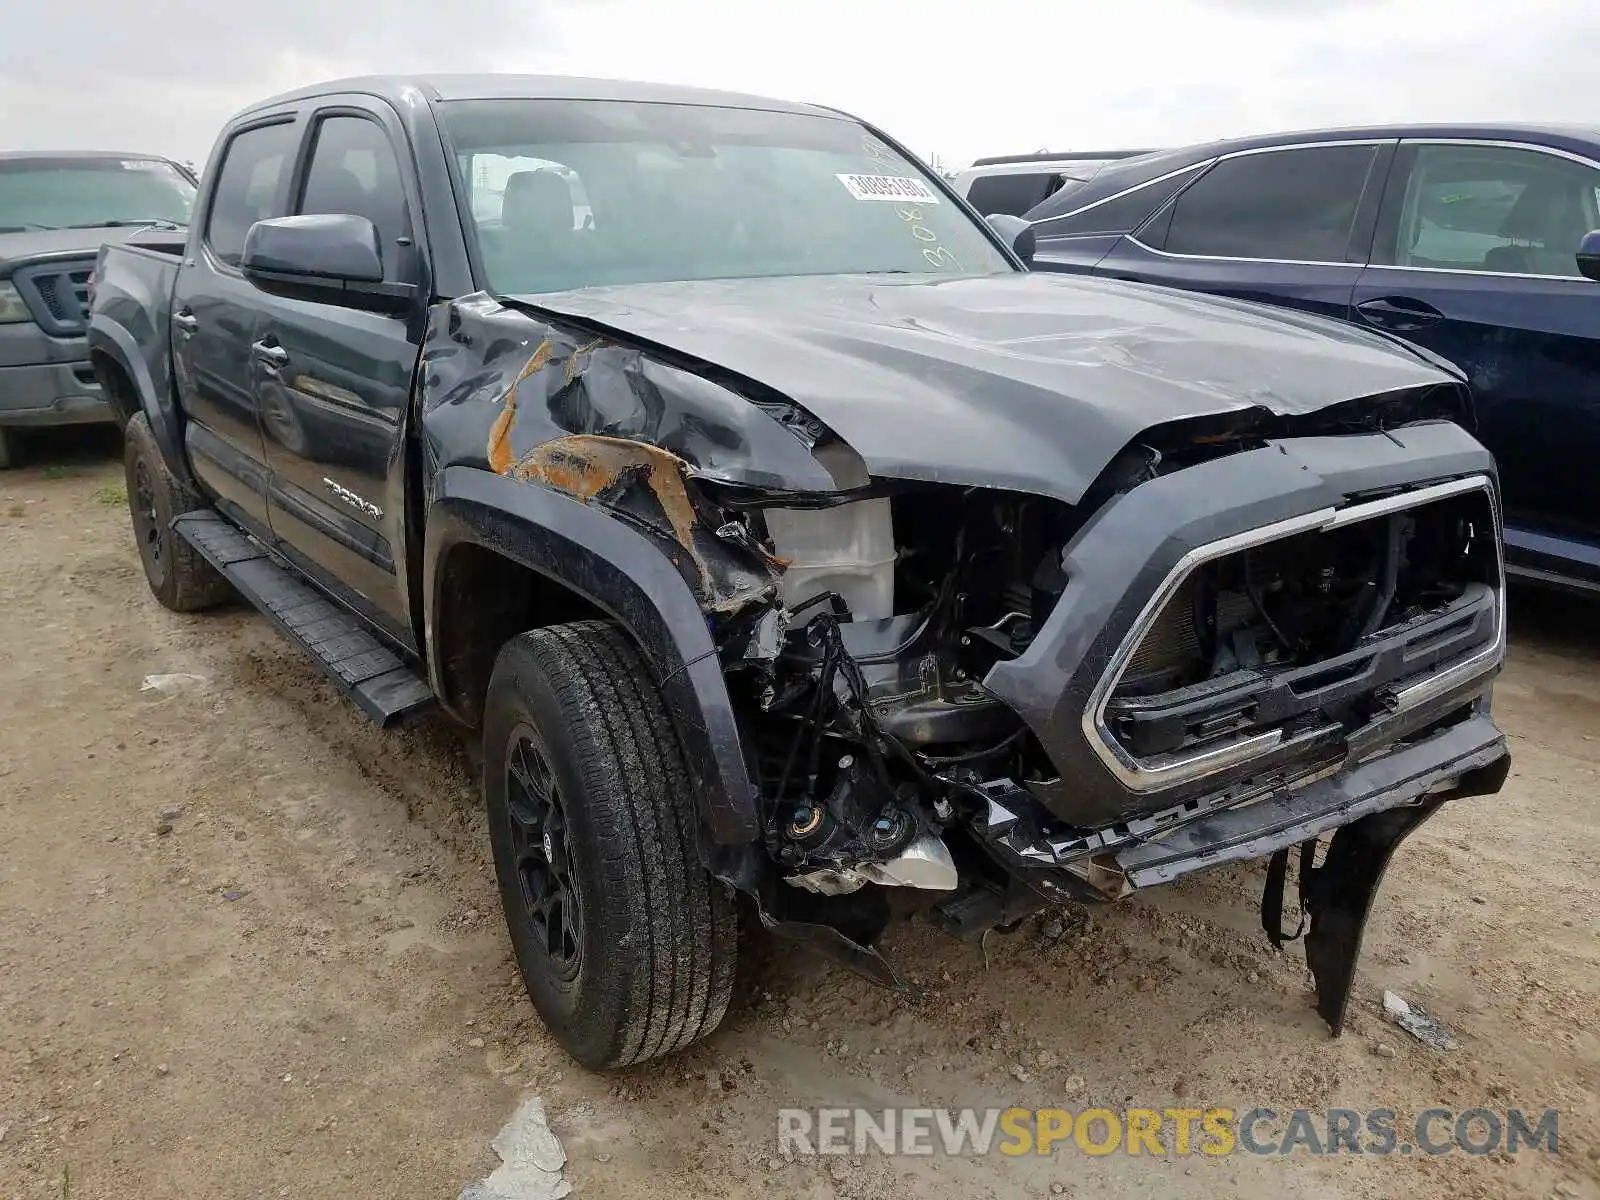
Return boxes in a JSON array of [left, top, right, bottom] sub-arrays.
[[1507, 583, 1600, 662], [5, 423, 123, 470]]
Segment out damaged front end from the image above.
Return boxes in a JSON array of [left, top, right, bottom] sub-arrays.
[[421, 293, 1510, 1034], [710, 420, 1510, 1033]]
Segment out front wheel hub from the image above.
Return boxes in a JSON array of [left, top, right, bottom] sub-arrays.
[[505, 727, 583, 981]]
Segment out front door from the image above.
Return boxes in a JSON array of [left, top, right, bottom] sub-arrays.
[[1354, 140, 1600, 566], [253, 103, 422, 648], [172, 116, 300, 533]]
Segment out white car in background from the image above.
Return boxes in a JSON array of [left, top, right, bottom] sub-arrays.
[[953, 149, 1158, 217]]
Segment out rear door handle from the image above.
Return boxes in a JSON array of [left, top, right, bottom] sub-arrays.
[[1355, 296, 1443, 332], [172, 310, 198, 333]]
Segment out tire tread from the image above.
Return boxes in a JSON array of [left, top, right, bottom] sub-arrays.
[[487, 619, 735, 1068], [123, 413, 230, 613]]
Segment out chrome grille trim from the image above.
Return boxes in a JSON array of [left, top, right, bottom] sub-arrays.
[[1083, 474, 1504, 792]]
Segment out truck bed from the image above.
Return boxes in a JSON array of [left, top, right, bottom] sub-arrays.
[[87, 241, 183, 442]]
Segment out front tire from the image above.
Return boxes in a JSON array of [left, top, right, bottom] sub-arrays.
[[484, 620, 737, 1069], [123, 413, 231, 612]]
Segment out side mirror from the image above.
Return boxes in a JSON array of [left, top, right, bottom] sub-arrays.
[[1578, 230, 1600, 282], [985, 213, 1036, 266], [241, 214, 412, 311]]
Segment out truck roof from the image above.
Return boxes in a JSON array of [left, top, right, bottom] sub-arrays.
[[243, 74, 840, 120]]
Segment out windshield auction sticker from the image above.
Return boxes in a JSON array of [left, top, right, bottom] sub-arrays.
[[835, 173, 941, 203]]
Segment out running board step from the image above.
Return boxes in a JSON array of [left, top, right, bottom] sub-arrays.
[[174, 510, 434, 728]]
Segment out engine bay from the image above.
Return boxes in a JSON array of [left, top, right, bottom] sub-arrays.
[[714, 463, 1501, 910], [718, 484, 1085, 899]]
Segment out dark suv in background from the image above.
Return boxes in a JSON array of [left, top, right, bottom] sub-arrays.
[[952, 149, 1155, 218], [0, 151, 196, 467], [1018, 124, 1600, 596]]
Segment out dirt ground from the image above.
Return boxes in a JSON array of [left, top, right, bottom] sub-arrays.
[[1, 430, 1596, 1200]]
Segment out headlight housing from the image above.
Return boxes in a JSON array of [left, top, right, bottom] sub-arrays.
[[0, 281, 32, 324]]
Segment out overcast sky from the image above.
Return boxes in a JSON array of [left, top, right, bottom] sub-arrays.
[[1, 0, 1594, 170]]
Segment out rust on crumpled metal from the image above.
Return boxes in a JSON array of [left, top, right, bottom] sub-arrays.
[[486, 339, 555, 475], [563, 337, 605, 384], [483, 337, 779, 613], [499, 433, 779, 614], [506, 435, 703, 563]]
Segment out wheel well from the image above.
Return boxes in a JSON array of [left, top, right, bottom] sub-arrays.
[[434, 542, 607, 727], [89, 351, 139, 428]]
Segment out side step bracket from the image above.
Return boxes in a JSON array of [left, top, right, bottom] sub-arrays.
[[174, 510, 434, 728]]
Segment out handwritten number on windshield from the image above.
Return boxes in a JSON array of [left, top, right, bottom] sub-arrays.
[[862, 138, 901, 172], [892, 199, 962, 272], [865, 135, 962, 272]]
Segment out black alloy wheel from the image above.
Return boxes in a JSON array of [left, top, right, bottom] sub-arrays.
[[504, 727, 583, 981]]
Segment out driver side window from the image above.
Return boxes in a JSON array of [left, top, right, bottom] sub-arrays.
[[296, 115, 410, 277], [1386, 144, 1600, 277]]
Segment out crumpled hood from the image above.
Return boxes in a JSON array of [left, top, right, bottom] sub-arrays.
[[0, 226, 146, 275], [516, 271, 1464, 504]]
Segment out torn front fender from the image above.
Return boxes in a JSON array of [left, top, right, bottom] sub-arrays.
[[424, 465, 762, 845], [417, 295, 857, 613], [418, 293, 841, 493], [500, 433, 783, 614]]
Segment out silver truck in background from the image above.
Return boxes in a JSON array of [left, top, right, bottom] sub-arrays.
[[0, 151, 195, 467]]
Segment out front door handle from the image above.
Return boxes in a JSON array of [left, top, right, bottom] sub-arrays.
[[172, 310, 198, 334], [251, 339, 290, 368], [1355, 296, 1444, 332]]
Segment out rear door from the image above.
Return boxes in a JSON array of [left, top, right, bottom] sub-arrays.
[[172, 116, 300, 533], [252, 99, 423, 648], [1353, 139, 1600, 559], [1090, 141, 1394, 324]]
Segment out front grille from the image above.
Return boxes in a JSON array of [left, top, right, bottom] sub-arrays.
[[1091, 476, 1502, 790], [11, 259, 95, 336]]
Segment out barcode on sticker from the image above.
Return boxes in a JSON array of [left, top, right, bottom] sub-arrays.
[[836, 173, 940, 203]]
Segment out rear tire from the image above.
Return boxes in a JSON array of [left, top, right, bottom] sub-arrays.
[[484, 620, 737, 1069], [123, 413, 231, 612]]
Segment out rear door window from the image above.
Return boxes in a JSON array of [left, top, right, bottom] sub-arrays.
[[965, 171, 1064, 217], [1156, 144, 1379, 262], [1381, 143, 1600, 277], [1035, 163, 1207, 233], [204, 121, 299, 267]]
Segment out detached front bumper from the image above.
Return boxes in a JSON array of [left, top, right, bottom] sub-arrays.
[[977, 703, 1507, 894], [0, 323, 110, 427], [973, 682, 1509, 1037], [1115, 709, 1508, 887]]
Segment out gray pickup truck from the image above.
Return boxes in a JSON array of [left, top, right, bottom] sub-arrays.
[[0, 151, 195, 467], [89, 74, 1510, 1070]]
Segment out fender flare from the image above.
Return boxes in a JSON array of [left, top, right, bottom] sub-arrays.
[[423, 465, 761, 845], [85, 320, 195, 489]]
